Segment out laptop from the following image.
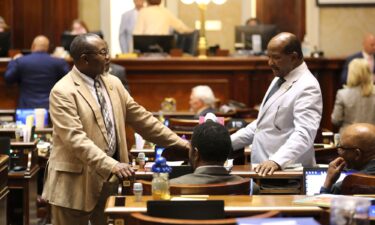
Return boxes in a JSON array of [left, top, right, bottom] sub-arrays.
[[303, 167, 353, 196], [147, 200, 224, 219]]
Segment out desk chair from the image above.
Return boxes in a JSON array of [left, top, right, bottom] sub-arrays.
[[130, 210, 280, 225], [341, 173, 375, 195], [138, 178, 251, 195]]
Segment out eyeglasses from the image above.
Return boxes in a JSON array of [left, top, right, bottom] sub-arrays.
[[336, 144, 358, 153], [82, 49, 109, 57]]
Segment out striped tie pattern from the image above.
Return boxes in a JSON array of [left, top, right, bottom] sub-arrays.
[[94, 78, 116, 156]]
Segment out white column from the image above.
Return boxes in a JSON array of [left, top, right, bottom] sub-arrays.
[[100, 0, 135, 57], [305, 0, 320, 49]]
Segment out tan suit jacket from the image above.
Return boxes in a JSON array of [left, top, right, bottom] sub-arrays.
[[42, 69, 187, 212]]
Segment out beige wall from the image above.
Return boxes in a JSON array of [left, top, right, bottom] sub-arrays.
[[178, 1, 242, 52], [320, 7, 375, 57], [79, 0, 101, 31]]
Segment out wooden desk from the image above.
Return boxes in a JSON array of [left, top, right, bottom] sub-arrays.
[[0, 155, 9, 225], [135, 165, 304, 194], [105, 195, 328, 225], [0, 57, 344, 130], [8, 165, 39, 225]]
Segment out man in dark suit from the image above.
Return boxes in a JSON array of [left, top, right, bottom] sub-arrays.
[[4, 35, 70, 109], [170, 120, 243, 184], [340, 33, 375, 86], [109, 63, 129, 91]]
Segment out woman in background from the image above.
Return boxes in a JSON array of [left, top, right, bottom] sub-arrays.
[[332, 58, 375, 132], [70, 19, 89, 35]]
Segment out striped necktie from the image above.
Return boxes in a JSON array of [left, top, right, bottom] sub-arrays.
[[94, 78, 116, 156]]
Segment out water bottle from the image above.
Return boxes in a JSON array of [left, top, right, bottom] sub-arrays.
[[151, 157, 172, 200], [137, 152, 146, 170], [133, 182, 143, 202]]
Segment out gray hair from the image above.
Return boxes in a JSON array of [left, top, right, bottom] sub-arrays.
[[191, 85, 216, 107]]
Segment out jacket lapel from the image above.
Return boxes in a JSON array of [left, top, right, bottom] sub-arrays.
[[71, 70, 109, 144]]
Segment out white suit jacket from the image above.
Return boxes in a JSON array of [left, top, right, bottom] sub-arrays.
[[231, 62, 322, 168]]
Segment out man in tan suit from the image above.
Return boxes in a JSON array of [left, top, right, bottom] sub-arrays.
[[42, 33, 189, 225]]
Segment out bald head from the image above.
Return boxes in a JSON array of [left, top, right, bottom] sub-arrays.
[[267, 32, 303, 77], [342, 123, 375, 158], [31, 35, 49, 52], [363, 33, 375, 55]]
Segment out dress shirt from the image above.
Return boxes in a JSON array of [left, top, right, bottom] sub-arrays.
[[119, 8, 138, 53], [133, 6, 191, 35]]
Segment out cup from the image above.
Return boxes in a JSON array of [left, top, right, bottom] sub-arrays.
[[22, 126, 31, 143], [34, 108, 46, 129], [330, 196, 371, 225], [134, 133, 145, 150], [15, 128, 22, 142], [133, 182, 143, 202]]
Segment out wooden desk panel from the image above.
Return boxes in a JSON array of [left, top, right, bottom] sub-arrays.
[[105, 195, 328, 224], [0, 57, 344, 130]]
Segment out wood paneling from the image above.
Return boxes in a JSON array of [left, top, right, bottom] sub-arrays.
[[0, 57, 344, 130], [0, 0, 78, 50], [256, 0, 306, 41]]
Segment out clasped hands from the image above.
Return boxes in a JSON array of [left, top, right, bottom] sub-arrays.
[[254, 160, 280, 176], [111, 162, 134, 180]]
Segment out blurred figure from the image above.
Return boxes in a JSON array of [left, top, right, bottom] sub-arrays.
[[0, 16, 9, 32], [332, 59, 375, 133], [70, 19, 89, 35], [321, 123, 375, 194], [189, 85, 216, 117], [340, 33, 375, 86], [119, 0, 144, 53], [133, 0, 193, 35], [4, 35, 70, 108], [246, 17, 260, 26]]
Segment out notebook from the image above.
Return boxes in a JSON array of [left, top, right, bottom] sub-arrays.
[[303, 167, 353, 196]]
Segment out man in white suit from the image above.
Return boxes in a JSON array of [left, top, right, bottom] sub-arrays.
[[231, 32, 322, 176]]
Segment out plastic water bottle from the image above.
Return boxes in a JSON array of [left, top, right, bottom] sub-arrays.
[[133, 182, 143, 202], [330, 196, 370, 225], [151, 157, 171, 200]]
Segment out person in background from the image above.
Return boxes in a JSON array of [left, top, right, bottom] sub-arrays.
[[246, 17, 260, 26], [340, 33, 375, 86], [231, 32, 322, 176], [4, 35, 69, 109], [119, 0, 144, 53], [332, 59, 375, 133], [0, 16, 9, 32], [189, 85, 216, 118], [133, 0, 193, 35], [170, 120, 244, 185], [42, 33, 189, 225], [70, 19, 89, 35], [321, 123, 375, 194]]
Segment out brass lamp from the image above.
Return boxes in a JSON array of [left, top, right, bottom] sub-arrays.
[[181, 0, 227, 58]]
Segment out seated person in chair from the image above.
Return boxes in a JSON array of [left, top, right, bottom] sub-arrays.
[[189, 85, 216, 118], [321, 123, 375, 194], [170, 120, 243, 185]]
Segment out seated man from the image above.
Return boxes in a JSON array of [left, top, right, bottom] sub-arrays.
[[189, 85, 216, 118], [170, 120, 243, 184], [321, 123, 375, 194]]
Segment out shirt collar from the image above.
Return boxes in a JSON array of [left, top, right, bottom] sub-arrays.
[[74, 66, 101, 86]]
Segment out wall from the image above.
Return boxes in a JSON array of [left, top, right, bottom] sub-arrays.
[[319, 7, 375, 57], [79, 0, 100, 31]]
